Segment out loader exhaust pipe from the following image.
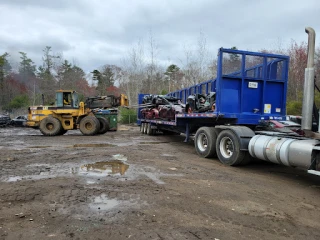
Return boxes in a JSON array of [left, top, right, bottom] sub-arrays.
[[302, 27, 316, 131]]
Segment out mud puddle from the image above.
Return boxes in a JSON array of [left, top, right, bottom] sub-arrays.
[[74, 160, 129, 177], [1, 154, 183, 184], [161, 154, 175, 157], [0, 128, 40, 136], [29, 146, 52, 148], [71, 143, 116, 148], [2, 165, 183, 185], [58, 192, 145, 221], [89, 193, 120, 211], [139, 141, 170, 144], [1, 154, 130, 183]]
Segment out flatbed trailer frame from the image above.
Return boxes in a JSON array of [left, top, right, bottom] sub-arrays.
[[139, 48, 289, 134]]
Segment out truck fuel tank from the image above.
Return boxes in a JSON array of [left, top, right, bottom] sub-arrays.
[[249, 134, 320, 170]]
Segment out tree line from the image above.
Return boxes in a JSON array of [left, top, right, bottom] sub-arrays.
[[0, 32, 320, 115], [0, 46, 121, 112], [118, 35, 320, 113]]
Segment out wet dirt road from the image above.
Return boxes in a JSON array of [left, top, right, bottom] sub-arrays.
[[0, 126, 319, 240]]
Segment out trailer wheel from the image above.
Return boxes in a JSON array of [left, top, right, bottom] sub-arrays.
[[216, 130, 246, 166], [79, 116, 100, 136], [144, 123, 148, 134], [97, 117, 109, 134], [194, 127, 218, 158], [151, 129, 156, 135], [147, 123, 153, 135], [39, 117, 62, 136]]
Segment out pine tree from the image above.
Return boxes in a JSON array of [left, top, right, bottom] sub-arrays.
[[19, 52, 36, 82], [0, 53, 12, 107]]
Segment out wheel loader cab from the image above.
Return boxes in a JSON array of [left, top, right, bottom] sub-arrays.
[[120, 94, 129, 107], [56, 91, 79, 109]]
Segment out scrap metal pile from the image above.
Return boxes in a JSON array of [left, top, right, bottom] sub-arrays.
[[140, 92, 216, 121]]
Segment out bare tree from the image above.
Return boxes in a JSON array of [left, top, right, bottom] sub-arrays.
[[180, 31, 213, 89], [145, 29, 160, 93], [197, 30, 211, 83], [286, 40, 307, 101], [120, 39, 146, 105], [37, 46, 61, 103]]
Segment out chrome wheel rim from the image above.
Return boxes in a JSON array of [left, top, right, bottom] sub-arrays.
[[197, 133, 208, 152], [219, 136, 234, 158]]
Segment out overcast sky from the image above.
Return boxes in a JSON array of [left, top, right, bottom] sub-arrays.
[[0, 0, 319, 74]]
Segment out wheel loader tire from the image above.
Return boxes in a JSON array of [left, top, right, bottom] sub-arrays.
[[39, 117, 62, 136], [97, 117, 109, 134], [79, 116, 100, 136]]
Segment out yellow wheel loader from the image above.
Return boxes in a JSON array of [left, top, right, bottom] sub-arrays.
[[27, 90, 128, 136]]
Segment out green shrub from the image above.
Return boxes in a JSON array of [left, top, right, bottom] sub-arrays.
[[286, 100, 302, 115], [8, 95, 30, 110], [286, 91, 320, 115], [118, 107, 137, 124], [160, 89, 168, 95]]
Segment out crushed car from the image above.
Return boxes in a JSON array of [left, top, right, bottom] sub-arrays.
[[186, 92, 216, 113], [0, 114, 11, 127], [10, 115, 28, 126], [140, 95, 185, 121]]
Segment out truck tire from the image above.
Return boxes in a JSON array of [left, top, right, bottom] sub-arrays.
[[194, 127, 218, 158], [79, 116, 100, 136], [39, 117, 62, 136], [97, 117, 109, 134], [216, 130, 247, 166]]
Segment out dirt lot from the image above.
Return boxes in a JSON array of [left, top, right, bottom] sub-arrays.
[[0, 125, 319, 240]]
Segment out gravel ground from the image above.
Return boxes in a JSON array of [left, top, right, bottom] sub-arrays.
[[0, 125, 319, 240]]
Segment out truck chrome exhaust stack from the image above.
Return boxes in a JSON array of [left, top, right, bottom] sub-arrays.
[[305, 27, 315, 68], [301, 27, 316, 130]]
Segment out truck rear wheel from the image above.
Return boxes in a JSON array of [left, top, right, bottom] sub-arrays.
[[194, 127, 218, 158], [39, 117, 62, 136], [97, 117, 109, 134], [216, 130, 247, 166], [79, 116, 100, 136]]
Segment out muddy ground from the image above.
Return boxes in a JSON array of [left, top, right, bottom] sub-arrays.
[[0, 125, 319, 240]]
